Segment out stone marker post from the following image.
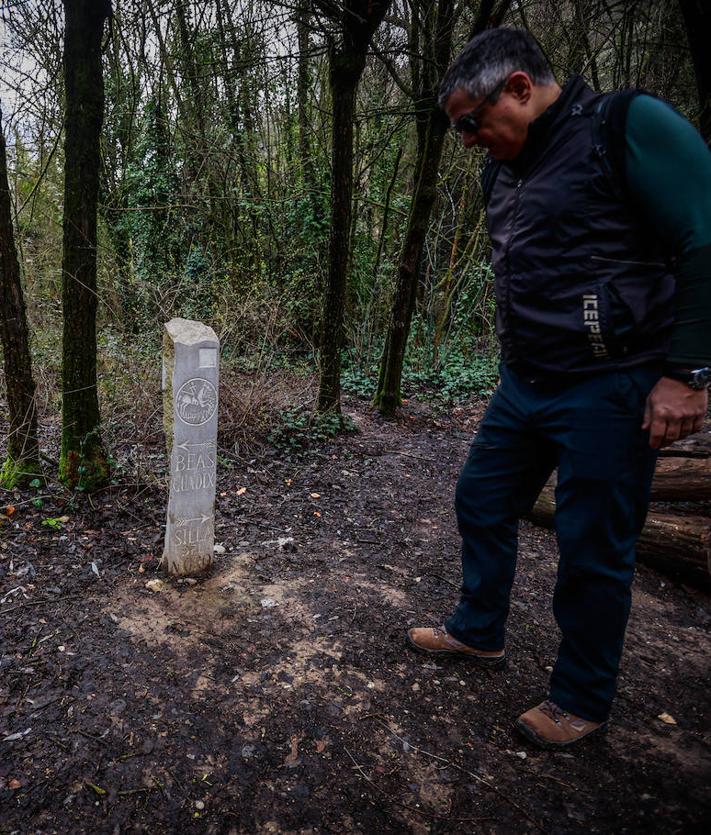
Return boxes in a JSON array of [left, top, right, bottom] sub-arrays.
[[162, 318, 219, 576]]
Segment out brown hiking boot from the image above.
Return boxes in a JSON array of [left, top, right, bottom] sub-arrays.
[[516, 700, 607, 749], [406, 626, 505, 667]]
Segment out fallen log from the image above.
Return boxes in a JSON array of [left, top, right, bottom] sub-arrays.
[[638, 512, 710, 570], [651, 456, 711, 501], [528, 487, 711, 582], [660, 435, 711, 459], [535, 457, 711, 504]]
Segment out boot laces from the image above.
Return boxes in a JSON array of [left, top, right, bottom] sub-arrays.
[[540, 699, 568, 725]]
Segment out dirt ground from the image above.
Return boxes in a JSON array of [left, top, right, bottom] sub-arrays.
[[1, 394, 710, 833]]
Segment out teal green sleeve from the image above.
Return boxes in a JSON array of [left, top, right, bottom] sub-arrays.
[[625, 95, 711, 368]]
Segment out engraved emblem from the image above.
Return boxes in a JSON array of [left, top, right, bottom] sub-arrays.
[[176, 378, 217, 426]]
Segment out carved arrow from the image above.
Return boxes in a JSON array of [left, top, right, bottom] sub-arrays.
[[176, 440, 216, 452], [175, 514, 214, 526]]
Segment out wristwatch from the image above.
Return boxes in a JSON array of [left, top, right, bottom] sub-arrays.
[[663, 366, 711, 390]]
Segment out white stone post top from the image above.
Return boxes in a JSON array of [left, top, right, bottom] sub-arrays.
[[165, 317, 218, 345]]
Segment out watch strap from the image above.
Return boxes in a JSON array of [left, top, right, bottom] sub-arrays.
[[663, 366, 711, 389], [663, 367, 693, 384]]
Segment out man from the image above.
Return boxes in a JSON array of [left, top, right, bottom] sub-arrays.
[[407, 28, 711, 749]]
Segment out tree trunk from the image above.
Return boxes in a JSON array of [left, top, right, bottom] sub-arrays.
[[101, 19, 141, 334], [0, 108, 40, 488], [373, 108, 450, 412], [572, 0, 600, 90], [316, 0, 391, 414], [374, 0, 511, 415], [297, 2, 322, 223], [214, 0, 264, 284], [373, 0, 455, 414], [317, 61, 359, 413], [59, 0, 111, 490], [174, 0, 231, 263], [371, 145, 403, 288], [678, 0, 711, 143]]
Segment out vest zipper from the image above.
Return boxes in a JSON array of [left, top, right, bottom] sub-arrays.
[[503, 178, 524, 355], [504, 179, 524, 264]]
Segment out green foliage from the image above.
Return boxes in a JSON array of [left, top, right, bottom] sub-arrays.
[[441, 262, 497, 346], [278, 192, 329, 340], [12, 135, 64, 330], [27, 477, 44, 508], [268, 407, 357, 452], [4, 0, 699, 445], [111, 98, 188, 328], [181, 246, 213, 321], [341, 362, 375, 399], [343, 340, 499, 405], [403, 347, 499, 402]]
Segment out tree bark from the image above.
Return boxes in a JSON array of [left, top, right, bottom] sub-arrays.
[[374, 0, 511, 415], [316, 0, 391, 414], [571, 0, 600, 90], [373, 107, 450, 412], [660, 434, 711, 459], [174, 0, 231, 259], [317, 58, 359, 413], [59, 0, 112, 489], [467, 0, 511, 41], [636, 511, 710, 571], [373, 0, 455, 414], [534, 458, 711, 504], [678, 0, 711, 143], [651, 456, 711, 500], [0, 108, 40, 487], [297, 2, 322, 223]]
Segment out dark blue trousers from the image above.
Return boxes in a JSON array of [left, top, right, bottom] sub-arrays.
[[446, 363, 660, 722]]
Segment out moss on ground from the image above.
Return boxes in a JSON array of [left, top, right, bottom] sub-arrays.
[[0, 455, 42, 489]]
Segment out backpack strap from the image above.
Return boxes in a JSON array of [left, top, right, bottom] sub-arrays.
[[592, 89, 643, 197]]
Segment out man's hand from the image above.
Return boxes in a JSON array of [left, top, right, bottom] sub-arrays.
[[642, 377, 708, 449]]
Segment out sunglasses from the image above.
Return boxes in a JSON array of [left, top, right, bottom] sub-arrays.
[[451, 78, 508, 134]]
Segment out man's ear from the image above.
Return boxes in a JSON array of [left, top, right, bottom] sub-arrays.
[[505, 71, 534, 104]]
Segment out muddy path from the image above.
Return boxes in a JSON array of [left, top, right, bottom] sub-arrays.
[[1, 396, 710, 833]]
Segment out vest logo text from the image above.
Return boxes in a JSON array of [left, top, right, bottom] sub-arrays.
[[583, 293, 609, 358]]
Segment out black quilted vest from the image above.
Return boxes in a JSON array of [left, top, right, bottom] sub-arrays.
[[485, 75, 675, 376]]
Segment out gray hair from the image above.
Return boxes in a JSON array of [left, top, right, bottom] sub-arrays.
[[438, 28, 556, 108]]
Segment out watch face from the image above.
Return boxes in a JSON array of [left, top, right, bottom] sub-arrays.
[[691, 367, 711, 389]]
